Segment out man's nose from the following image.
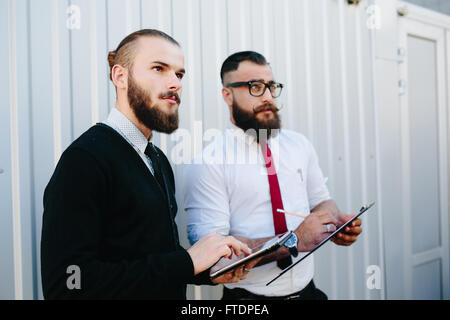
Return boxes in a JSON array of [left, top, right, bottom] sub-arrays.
[[261, 86, 274, 103], [168, 72, 182, 92]]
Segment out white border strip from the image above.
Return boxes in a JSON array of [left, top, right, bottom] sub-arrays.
[[9, 0, 23, 300]]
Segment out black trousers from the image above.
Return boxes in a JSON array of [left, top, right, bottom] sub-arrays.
[[222, 280, 327, 300]]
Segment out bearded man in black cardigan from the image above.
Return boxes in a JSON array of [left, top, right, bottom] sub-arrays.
[[41, 29, 254, 299]]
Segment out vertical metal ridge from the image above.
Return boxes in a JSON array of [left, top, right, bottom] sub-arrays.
[[213, 0, 224, 127], [283, 0, 294, 130], [52, 0, 62, 165], [302, 0, 314, 143], [90, 0, 99, 125], [368, 0, 386, 299], [9, 0, 23, 300], [25, 0, 39, 299], [125, 0, 132, 34], [239, 1, 247, 48], [262, 0, 270, 59], [186, 0, 196, 157], [354, 2, 370, 300], [321, 0, 337, 300], [337, 0, 354, 299]]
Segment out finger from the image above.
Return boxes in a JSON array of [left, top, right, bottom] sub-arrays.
[[336, 232, 358, 243], [315, 211, 330, 217], [333, 239, 352, 246], [332, 235, 356, 246], [225, 237, 252, 256], [344, 226, 362, 235], [233, 266, 245, 278], [245, 257, 262, 270], [324, 223, 337, 233], [319, 213, 338, 226], [220, 245, 232, 259], [350, 218, 362, 227]]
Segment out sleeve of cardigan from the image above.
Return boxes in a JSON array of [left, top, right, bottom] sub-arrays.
[[41, 147, 195, 299]]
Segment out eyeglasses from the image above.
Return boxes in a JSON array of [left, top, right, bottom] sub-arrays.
[[226, 80, 284, 98]]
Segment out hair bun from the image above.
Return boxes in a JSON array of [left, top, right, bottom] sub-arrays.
[[107, 51, 116, 68]]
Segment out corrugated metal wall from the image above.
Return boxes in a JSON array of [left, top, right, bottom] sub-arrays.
[[1, 0, 448, 300]]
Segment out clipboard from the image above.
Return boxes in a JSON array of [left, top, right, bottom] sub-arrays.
[[209, 231, 294, 280], [266, 202, 375, 286]]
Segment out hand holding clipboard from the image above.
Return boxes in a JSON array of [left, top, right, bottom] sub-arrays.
[[267, 202, 375, 286]]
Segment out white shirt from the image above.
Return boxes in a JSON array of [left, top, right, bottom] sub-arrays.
[[103, 107, 154, 175], [183, 123, 330, 296]]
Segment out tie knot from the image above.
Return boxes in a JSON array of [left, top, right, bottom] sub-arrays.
[[145, 142, 156, 158]]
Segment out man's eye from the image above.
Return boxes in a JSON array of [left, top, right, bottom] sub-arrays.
[[176, 73, 184, 80], [152, 66, 163, 71]]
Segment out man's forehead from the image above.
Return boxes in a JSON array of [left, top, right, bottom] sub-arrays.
[[226, 61, 273, 83], [135, 36, 184, 67]]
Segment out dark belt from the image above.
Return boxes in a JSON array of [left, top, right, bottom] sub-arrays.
[[222, 280, 327, 300]]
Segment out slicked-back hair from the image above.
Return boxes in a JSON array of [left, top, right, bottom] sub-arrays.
[[220, 51, 268, 85], [107, 29, 180, 81]]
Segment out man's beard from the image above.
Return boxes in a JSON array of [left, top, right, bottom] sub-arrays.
[[127, 74, 180, 134], [232, 100, 281, 141]]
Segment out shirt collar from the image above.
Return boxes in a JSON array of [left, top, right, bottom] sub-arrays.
[[105, 108, 149, 154]]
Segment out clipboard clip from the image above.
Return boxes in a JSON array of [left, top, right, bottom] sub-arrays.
[[360, 202, 375, 212]]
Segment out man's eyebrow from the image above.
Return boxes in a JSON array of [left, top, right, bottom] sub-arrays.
[[151, 60, 185, 73], [248, 78, 273, 83]]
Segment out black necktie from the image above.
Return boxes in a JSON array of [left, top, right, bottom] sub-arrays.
[[145, 142, 165, 191]]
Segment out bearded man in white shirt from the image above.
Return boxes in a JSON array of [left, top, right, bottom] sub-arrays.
[[183, 51, 362, 300]]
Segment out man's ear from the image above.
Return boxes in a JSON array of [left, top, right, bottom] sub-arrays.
[[111, 64, 128, 90], [222, 87, 236, 125], [222, 87, 233, 106]]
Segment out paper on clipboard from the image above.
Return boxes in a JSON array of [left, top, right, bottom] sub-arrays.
[[209, 231, 293, 279]]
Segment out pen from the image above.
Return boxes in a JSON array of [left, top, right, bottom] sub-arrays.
[[276, 208, 307, 219]]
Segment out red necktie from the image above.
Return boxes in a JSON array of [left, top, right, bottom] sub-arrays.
[[261, 142, 292, 269]]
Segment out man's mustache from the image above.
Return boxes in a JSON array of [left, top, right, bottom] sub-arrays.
[[253, 103, 279, 114], [159, 91, 181, 104]]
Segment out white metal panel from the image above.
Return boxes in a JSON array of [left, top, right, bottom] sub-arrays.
[[1, 0, 448, 300]]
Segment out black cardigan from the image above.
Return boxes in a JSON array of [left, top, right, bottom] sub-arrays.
[[41, 123, 209, 299]]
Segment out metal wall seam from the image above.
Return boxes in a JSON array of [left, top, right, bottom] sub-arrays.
[[337, 0, 355, 299], [9, 0, 23, 300], [320, 0, 338, 300], [90, 0, 100, 125], [239, 0, 247, 49], [282, 0, 294, 131], [214, 0, 224, 128], [354, 2, 371, 300], [186, 0, 197, 158], [262, 0, 270, 60], [52, 0, 62, 165], [368, 0, 386, 299], [125, 0, 133, 35], [302, 0, 314, 143]]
